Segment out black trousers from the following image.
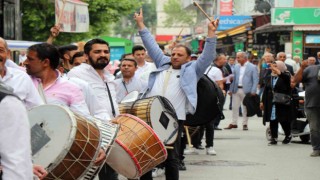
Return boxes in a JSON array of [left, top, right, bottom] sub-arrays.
[[270, 119, 291, 139], [140, 120, 183, 180], [98, 163, 119, 180], [199, 119, 215, 147]]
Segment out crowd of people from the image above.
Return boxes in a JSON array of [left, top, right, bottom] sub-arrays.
[[1, 7, 320, 180]]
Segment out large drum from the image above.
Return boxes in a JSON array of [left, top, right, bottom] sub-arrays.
[[128, 96, 179, 145], [81, 118, 119, 180], [29, 105, 103, 180], [106, 114, 167, 179]]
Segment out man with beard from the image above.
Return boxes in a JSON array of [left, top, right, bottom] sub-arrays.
[[67, 39, 119, 180]]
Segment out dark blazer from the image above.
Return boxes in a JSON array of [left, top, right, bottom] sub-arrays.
[[285, 63, 294, 75], [261, 71, 292, 125]]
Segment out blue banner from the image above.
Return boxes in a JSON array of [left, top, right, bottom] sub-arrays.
[[218, 16, 252, 31]]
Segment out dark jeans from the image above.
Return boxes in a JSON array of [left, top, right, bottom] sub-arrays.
[[99, 163, 119, 180], [305, 108, 320, 150], [140, 120, 183, 180], [199, 119, 215, 147], [270, 119, 291, 139]]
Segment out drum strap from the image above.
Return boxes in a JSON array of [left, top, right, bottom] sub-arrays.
[[37, 83, 47, 104], [162, 66, 173, 95], [122, 81, 129, 95], [105, 82, 116, 117]]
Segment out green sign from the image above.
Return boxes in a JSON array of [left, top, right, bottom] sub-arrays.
[[292, 31, 303, 60], [271, 8, 320, 25], [234, 42, 244, 52]]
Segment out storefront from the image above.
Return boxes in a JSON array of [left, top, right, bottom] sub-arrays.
[[293, 25, 320, 59], [216, 22, 252, 56], [0, 0, 19, 39]]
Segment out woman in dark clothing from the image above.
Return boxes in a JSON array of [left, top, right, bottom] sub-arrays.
[[260, 61, 293, 145]]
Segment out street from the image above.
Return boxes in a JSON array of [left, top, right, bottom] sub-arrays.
[[150, 97, 319, 180]]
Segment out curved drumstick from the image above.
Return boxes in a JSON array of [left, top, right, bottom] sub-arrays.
[[193, 1, 212, 21]]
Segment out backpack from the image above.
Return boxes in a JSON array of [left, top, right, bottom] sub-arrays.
[[185, 73, 225, 126]]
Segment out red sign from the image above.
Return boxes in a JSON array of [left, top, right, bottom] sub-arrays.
[[220, 0, 233, 15]]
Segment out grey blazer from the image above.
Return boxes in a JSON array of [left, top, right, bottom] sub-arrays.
[[229, 62, 259, 94]]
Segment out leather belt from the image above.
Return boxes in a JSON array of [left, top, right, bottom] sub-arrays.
[[238, 86, 243, 88]]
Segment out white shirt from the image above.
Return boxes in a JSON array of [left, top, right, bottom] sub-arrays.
[[148, 68, 187, 120], [206, 66, 223, 82], [0, 96, 33, 180], [1, 66, 44, 110], [19, 55, 27, 64], [285, 58, 298, 73], [114, 76, 147, 103], [135, 61, 156, 81], [68, 63, 119, 121], [64, 76, 108, 119], [238, 61, 248, 86]]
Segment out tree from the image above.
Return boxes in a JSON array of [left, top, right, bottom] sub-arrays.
[[163, 0, 196, 27], [113, 0, 157, 39], [21, 0, 141, 45]]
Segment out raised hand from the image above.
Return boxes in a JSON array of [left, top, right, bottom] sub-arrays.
[[134, 8, 145, 30]]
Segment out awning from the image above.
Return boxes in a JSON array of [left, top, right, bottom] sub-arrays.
[[254, 23, 292, 34], [293, 25, 320, 31], [217, 22, 252, 39]]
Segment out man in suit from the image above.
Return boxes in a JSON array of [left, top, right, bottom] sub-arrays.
[[277, 52, 294, 75], [225, 52, 259, 130]]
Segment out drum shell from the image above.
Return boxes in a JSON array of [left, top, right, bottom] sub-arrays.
[[106, 114, 167, 179]]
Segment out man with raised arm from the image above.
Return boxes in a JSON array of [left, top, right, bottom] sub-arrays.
[[134, 8, 219, 180]]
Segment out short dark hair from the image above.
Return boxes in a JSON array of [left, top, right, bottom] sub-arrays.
[[121, 58, 137, 67], [28, 43, 60, 69], [58, 45, 78, 59], [132, 45, 145, 54], [173, 45, 192, 57], [70, 51, 85, 65], [84, 39, 110, 55], [120, 53, 132, 60], [159, 44, 165, 51]]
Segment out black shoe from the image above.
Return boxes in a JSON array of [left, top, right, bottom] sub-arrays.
[[268, 139, 277, 146], [179, 161, 186, 171], [214, 127, 222, 130], [282, 136, 292, 144]]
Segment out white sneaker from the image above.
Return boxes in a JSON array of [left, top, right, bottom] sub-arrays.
[[184, 147, 199, 155], [206, 147, 217, 155], [152, 168, 165, 178]]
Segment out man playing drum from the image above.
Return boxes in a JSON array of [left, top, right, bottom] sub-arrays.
[[114, 58, 147, 103], [68, 39, 120, 180], [134, 8, 219, 180]]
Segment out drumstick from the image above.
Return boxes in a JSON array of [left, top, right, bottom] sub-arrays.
[[175, 28, 184, 42], [165, 146, 174, 149], [193, 1, 219, 27], [184, 126, 193, 148]]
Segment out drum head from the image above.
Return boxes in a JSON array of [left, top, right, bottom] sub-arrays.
[[121, 91, 139, 103], [150, 98, 178, 145], [29, 105, 76, 170]]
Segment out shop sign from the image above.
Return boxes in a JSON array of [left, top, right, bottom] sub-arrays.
[[306, 35, 320, 44], [220, 0, 233, 15], [271, 8, 320, 25], [292, 31, 303, 59], [218, 16, 252, 31]]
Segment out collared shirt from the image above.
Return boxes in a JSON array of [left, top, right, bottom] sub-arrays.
[[68, 63, 119, 121], [1, 66, 43, 110], [32, 71, 90, 118], [0, 96, 33, 180], [238, 61, 249, 86], [135, 61, 156, 81], [148, 68, 187, 120], [114, 76, 147, 103], [63, 76, 108, 120]]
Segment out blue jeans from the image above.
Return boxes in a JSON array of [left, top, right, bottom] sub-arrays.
[[305, 107, 320, 151]]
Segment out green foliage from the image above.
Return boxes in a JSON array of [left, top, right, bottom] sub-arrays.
[[21, 0, 141, 45], [163, 0, 196, 27], [113, 0, 157, 39]]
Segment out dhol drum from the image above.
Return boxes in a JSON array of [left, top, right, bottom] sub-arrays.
[[29, 105, 102, 180], [81, 118, 119, 180], [130, 96, 179, 145], [106, 114, 167, 179]]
